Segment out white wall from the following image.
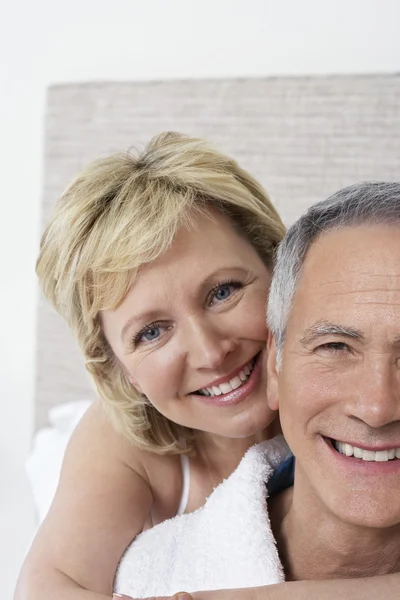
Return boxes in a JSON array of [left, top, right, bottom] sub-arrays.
[[1, 0, 399, 596]]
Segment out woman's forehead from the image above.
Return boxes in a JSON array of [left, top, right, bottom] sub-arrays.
[[100, 213, 269, 331], [140, 208, 255, 270]]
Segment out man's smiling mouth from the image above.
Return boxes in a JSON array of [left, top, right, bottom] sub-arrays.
[[332, 439, 400, 462]]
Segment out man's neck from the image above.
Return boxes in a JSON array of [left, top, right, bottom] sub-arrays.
[[269, 481, 400, 581]]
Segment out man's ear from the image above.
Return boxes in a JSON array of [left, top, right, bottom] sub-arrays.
[[266, 331, 279, 411]]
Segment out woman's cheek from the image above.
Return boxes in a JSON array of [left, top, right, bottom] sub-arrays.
[[133, 347, 183, 404], [241, 290, 269, 338]]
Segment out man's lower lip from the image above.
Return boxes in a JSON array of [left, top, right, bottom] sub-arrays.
[[321, 436, 400, 474], [192, 353, 262, 407]]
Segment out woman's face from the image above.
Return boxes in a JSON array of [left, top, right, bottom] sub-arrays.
[[101, 209, 275, 439]]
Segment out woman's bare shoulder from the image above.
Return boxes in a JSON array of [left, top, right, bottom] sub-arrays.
[[66, 400, 146, 472], [18, 400, 183, 595], [68, 400, 182, 489]]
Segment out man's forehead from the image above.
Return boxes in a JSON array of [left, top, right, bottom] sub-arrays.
[[298, 225, 400, 290], [286, 224, 400, 336]]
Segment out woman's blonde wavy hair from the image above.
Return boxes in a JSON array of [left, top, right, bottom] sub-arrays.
[[37, 132, 285, 455]]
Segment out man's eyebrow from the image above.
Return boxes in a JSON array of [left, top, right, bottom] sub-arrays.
[[300, 321, 364, 346]]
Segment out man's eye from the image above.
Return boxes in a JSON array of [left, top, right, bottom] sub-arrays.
[[318, 342, 350, 353]]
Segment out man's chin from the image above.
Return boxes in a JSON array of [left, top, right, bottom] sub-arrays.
[[315, 483, 400, 530]]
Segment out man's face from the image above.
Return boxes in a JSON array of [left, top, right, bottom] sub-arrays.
[[268, 224, 400, 529]]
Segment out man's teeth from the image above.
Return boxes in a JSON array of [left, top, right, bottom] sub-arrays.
[[334, 440, 400, 462], [197, 359, 255, 397]]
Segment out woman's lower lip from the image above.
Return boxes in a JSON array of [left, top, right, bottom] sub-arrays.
[[321, 436, 400, 475], [192, 353, 262, 407]]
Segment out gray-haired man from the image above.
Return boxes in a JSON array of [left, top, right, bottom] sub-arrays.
[[266, 180, 400, 581]]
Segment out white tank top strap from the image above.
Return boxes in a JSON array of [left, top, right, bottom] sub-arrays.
[[176, 452, 190, 516]]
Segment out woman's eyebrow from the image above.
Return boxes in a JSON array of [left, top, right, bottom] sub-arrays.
[[300, 321, 364, 346], [199, 266, 249, 288], [120, 311, 161, 343]]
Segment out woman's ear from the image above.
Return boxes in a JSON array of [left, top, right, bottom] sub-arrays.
[[114, 358, 143, 394], [118, 360, 143, 393], [126, 372, 143, 394], [266, 331, 279, 411]]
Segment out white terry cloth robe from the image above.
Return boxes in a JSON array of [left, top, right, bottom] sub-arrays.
[[114, 435, 291, 597]]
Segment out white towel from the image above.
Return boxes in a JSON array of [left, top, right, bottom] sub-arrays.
[[114, 436, 290, 597]]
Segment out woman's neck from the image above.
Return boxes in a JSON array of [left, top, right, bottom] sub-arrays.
[[270, 480, 400, 581], [194, 425, 275, 482]]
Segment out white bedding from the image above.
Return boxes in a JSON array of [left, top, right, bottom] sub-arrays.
[[27, 400, 91, 523]]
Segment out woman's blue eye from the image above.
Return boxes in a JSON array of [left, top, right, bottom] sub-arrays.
[[142, 326, 161, 341], [209, 281, 242, 305], [134, 324, 163, 346], [133, 322, 172, 347], [214, 284, 233, 301]]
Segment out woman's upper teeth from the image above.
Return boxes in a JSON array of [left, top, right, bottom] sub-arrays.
[[334, 440, 400, 461], [198, 360, 254, 397]]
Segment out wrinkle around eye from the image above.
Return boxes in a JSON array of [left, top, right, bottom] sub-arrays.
[[306, 346, 358, 374], [321, 342, 349, 350], [207, 282, 245, 308], [131, 322, 173, 351], [315, 342, 353, 355]]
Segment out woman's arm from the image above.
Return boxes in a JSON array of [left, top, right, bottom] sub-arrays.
[[189, 574, 400, 600], [14, 401, 154, 600]]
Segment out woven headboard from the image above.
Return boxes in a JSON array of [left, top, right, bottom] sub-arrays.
[[36, 74, 400, 429]]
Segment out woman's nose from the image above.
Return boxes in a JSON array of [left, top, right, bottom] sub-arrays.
[[183, 316, 237, 370]]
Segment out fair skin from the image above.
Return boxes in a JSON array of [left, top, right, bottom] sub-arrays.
[[15, 210, 277, 600], [267, 224, 400, 578], [15, 219, 400, 600], [101, 210, 274, 450]]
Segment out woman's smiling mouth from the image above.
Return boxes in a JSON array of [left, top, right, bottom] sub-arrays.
[[195, 355, 258, 397], [191, 352, 261, 406]]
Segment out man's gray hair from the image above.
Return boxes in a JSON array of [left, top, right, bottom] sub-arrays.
[[267, 181, 400, 366]]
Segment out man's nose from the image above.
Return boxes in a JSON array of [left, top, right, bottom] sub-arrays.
[[349, 359, 400, 428], [183, 316, 236, 370]]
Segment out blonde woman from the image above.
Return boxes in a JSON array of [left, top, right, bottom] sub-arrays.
[[15, 133, 400, 600]]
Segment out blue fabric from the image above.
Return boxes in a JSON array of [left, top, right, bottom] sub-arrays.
[[266, 455, 295, 497]]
